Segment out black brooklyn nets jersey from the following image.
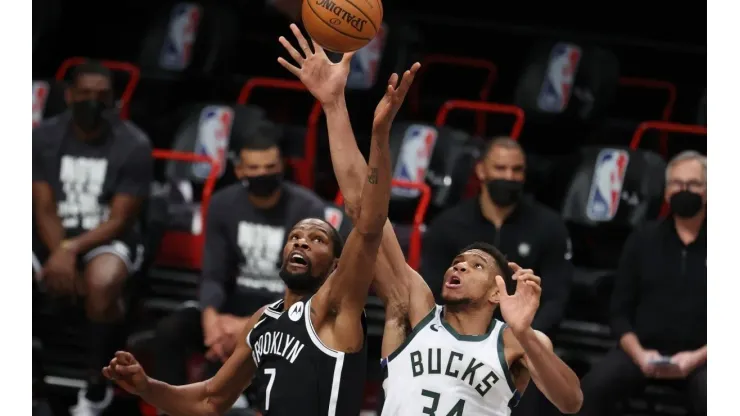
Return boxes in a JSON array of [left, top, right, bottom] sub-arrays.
[[246, 296, 367, 416]]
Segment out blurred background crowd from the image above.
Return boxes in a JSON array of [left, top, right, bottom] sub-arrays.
[[32, 0, 707, 415]]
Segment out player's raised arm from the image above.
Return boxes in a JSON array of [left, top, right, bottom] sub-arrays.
[[312, 71, 407, 317], [103, 306, 267, 416], [277, 25, 434, 328]]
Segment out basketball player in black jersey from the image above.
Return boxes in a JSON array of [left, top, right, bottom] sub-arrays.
[[101, 26, 420, 416], [280, 25, 584, 415]]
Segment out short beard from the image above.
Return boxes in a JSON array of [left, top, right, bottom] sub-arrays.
[[440, 296, 472, 310], [279, 263, 322, 294]]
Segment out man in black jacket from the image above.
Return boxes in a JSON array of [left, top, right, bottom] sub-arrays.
[[421, 137, 573, 336], [579, 150, 707, 416]]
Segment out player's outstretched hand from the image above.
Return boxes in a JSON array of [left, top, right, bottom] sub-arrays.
[[372, 62, 421, 132], [102, 351, 150, 396], [278, 23, 355, 106], [495, 262, 542, 335]]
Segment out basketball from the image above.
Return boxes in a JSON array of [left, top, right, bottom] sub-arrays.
[[302, 0, 383, 53]]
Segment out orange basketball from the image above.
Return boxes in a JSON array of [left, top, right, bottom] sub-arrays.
[[302, 0, 383, 53]]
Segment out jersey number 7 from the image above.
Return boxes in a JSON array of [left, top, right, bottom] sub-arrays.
[[264, 368, 277, 411], [421, 389, 466, 416]]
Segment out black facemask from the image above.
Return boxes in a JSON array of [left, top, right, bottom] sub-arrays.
[[71, 99, 107, 133], [669, 190, 704, 218], [485, 179, 524, 207], [279, 263, 323, 294], [242, 173, 283, 197]]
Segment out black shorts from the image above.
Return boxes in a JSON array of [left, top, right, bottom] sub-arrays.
[[32, 236, 144, 277]]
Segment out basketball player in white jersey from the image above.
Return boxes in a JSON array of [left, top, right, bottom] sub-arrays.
[[278, 26, 583, 415]]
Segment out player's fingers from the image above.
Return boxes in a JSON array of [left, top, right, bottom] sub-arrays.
[[494, 275, 509, 297], [279, 36, 305, 65], [395, 70, 416, 98], [290, 24, 312, 55], [525, 280, 542, 294], [312, 40, 327, 57], [116, 364, 142, 376], [340, 50, 356, 65], [102, 367, 114, 380], [514, 269, 537, 280], [277, 57, 301, 77], [115, 351, 134, 365], [508, 262, 522, 272], [522, 274, 541, 286], [387, 73, 399, 89]]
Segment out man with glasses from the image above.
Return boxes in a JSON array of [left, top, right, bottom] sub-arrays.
[[578, 150, 707, 416]]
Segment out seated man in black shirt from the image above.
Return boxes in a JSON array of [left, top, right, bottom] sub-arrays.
[[422, 137, 573, 335], [421, 137, 573, 415], [32, 61, 153, 416], [579, 150, 707, 416], [151, 124, 349, 408]]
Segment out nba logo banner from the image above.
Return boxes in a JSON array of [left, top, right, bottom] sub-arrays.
[[192, 106, 234, 180], [392, 125, 438, 198], [586, 149, 630, 222], [32, 81, 50, 128], [537, 42, 582, 113], [324, 206, 344, 229], [347, 23, 388, 90], [160, 3, 202, 71]]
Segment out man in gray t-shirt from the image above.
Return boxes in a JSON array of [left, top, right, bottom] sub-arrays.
[[32, 60, 153, 415]]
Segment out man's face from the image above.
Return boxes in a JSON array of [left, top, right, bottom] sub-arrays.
[[440, 249, 501, 307], [476, 145, 526, 182], [66, 73, 113, 106], [234, 147, 283, 179], [279, 218, 337, 292], [475, 145, 526, 207], [665, 159, 707, 204]]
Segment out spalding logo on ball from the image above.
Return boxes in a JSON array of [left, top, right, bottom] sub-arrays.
[[302, 0, 383, 53]]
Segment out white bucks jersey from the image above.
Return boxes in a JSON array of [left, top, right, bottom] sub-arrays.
[[381, 305, 520, 416]]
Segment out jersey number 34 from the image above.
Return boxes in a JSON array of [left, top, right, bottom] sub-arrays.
[[421, 389, 465, 416]]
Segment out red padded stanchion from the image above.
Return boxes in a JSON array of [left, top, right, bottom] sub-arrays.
[[435, 100, 526, 198], [435, 99, 525, 140], [629, 121, 706, 152], [237, 77, 321, 189], [55, 57, 141, 120], [334, 180, 432, 270], [151, 149, 220, 270], [409, 55, 498, 136], [618, 77, 678, 155], [629, 121, 707, 217]]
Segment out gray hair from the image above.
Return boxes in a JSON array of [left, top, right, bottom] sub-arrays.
[[666, 150, 707, 182]]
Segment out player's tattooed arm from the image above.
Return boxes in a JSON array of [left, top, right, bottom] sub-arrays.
[[367, 168, 379, 184], [317, 61, 433, 336]]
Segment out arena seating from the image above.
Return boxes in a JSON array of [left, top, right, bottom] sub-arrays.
[[32, 9, 706, 412]]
